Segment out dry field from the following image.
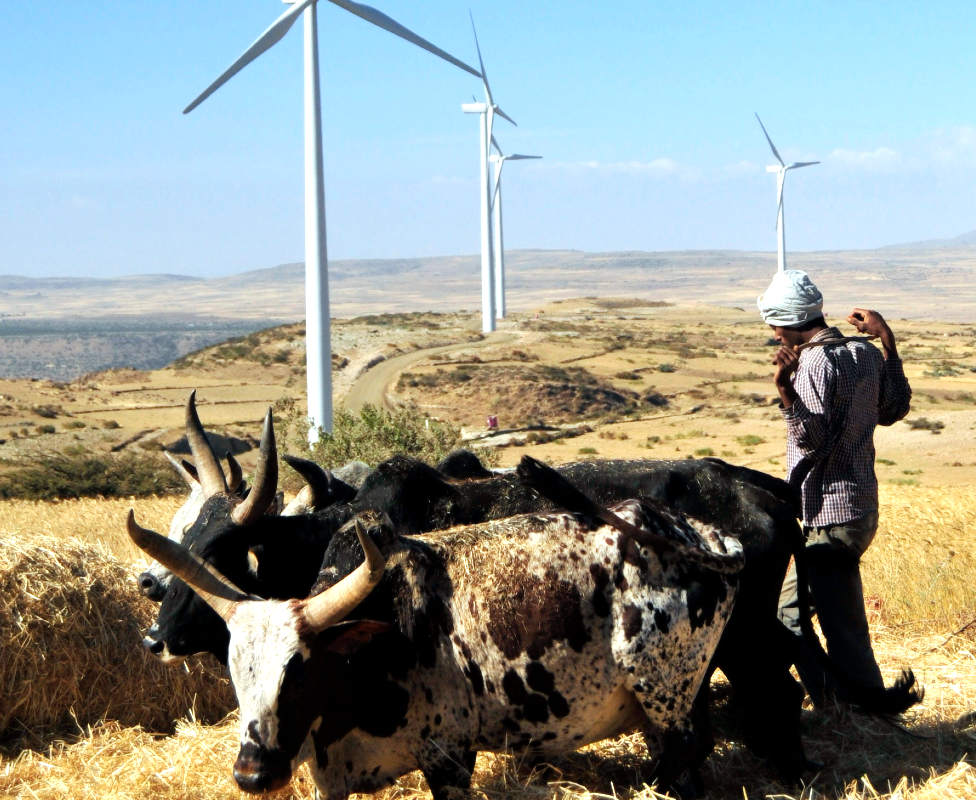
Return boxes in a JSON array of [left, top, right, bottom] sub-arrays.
[[1, 485, 976, 799], [2, 301, 976, 799]]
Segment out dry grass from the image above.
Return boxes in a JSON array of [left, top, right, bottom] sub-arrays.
[[2, 487, 976, 798], [0, 515, 233, 742]]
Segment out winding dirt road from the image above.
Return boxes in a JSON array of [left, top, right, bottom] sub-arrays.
[[341, 332, 516, 412]]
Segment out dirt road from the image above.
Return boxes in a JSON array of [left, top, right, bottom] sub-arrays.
[[341, 333, 515, 412]]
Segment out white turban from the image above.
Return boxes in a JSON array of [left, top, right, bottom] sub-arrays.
[[757, 270, 824, 327]]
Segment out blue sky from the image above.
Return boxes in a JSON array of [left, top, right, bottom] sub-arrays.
[[3, 1, 976, 278]]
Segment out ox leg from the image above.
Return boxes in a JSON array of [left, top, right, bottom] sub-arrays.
[[421, 746, 475, 800], [718, 622, 808, 783]]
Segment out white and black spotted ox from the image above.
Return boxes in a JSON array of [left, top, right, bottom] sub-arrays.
[[127, 486, 744, 798]]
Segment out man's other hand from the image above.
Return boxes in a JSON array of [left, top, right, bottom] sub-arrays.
[[847, 308, 890, 337], [848, 308, 898, 358], [772, 346, 800, 388]]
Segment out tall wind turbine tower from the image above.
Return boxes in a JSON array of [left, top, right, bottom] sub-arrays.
[[461, 16, 515, 333], [184, 0, 481, 438], [755, 114, 819, 273], [489, 137, 540, 318]]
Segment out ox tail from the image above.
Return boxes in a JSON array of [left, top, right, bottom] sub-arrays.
[[516, 456, 745, 575], [789, 534, 923, 714]]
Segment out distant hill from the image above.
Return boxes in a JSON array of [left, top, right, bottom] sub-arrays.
[[890, 229, 976, 249]]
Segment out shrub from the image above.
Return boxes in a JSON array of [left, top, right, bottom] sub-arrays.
[[736, 434, 766, 447], [907, 417, 945, 434], [0, 452, 183, 500], [102, 420, 120, 430], [36, 425, 56, 435], [65, 420, 86, 429], [578, 447, 598, 455], [658, 363, 677, 373], [694, 447, 715, 457], [274, 400, 480, 489], [34, 406, 59, 419]]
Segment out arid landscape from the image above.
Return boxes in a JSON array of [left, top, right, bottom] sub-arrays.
[[6, 238, 976, 380], [2, 295, 976, 799]]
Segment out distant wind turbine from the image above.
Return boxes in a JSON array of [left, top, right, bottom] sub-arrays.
[[184, 0, 481, 439], [461, 14, 516, 333], [489, 136, 541, 319], [755, 113, 819, 273]]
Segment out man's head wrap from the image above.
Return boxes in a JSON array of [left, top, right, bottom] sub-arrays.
[[757, 270, 824, 327]]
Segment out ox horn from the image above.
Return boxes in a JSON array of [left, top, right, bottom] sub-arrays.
[[164, 450, 198, 488], [126, 509, 246, 621], [230, 408, 278, 526], [302, 520, 386, 633], [282, 454, 333, 511], [226, 453, 244, 494], [185, 391, 228, 498]]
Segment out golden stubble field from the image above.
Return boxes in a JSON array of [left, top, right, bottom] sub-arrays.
[[2, 301, 976, 799]]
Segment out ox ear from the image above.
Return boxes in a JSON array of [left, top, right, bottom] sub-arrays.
[[318, 620, 390, 655]]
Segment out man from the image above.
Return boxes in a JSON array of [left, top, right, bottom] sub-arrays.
[[758, 269, 912, 705]]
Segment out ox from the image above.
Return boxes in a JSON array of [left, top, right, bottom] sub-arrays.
[[142, 399, 921, 783], [127, 490, 744, 797]]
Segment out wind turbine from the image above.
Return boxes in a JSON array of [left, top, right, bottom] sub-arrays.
[[461, 15, 516, 333], [755, 114, 819, 273], [184, 0, 481, 439], [489, 137, 540, 318]]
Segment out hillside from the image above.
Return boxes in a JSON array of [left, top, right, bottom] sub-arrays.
[[0, 299, 973, 494]]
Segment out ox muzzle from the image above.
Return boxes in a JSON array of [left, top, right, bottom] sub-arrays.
[[233, 741, 293, 794], [137, 570, 168, 602]]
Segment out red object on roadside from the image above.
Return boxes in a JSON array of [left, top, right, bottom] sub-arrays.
[[487, 415, 498, 430]]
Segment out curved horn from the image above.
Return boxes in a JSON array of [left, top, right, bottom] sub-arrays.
[[231, 408, 278, 526], [302, 520, 386, 633], [180, 459, 199, 484], [185, 391, 227, 498], [126, 509, 246, 621], [164, 450, 198, 488], [226, 453, 244, 494], [282, 454, 332, 510]]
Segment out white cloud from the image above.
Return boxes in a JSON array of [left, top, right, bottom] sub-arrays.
[[828, 147, 901, 167]]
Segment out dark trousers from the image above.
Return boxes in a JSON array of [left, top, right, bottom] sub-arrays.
[[777, 511, 884, 705]]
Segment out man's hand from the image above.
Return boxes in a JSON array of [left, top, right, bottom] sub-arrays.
[[848, 308, 898, 358], [772, 346, 800, 408]]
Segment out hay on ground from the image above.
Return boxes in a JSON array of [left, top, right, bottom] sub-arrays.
[[0, 529, 233, 742]]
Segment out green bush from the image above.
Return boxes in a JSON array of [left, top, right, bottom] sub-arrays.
[[0, 452, 183, 500], [37, 425, 56, 435], [736, 434, 766, 447], [274, 400, 485, 490]]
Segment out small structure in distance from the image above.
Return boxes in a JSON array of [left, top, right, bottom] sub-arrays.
[[755, 113, 820, 273], [462, 15, 517, 333], [490, 137, 541, 320]]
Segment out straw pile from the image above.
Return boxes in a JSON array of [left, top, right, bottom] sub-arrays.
[[0, 527, 233, 741]]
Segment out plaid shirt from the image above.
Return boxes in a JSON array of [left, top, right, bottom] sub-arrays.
[[782, 327, 912, 527]]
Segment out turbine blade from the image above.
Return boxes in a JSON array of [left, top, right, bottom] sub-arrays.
[[755, 113, 785, 167], [184, 0, 314, 114], [494, 104, 517, 127], [507, 154, 541, 160], [469, 11, 492, 102], [330, 0, 481, 78], [491, 134, 503, 156], [787, 161, 820, 169]]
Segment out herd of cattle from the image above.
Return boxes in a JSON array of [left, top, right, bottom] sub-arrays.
[[125, 392, 923, 798]]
